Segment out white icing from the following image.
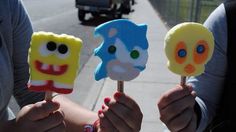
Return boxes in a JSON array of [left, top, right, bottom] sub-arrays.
[[39, 43, 54, 56], [114, 39, 148, 67], [53, 65, 60, 72], [41, 63, 49, 70], [30, 80, 47, 86], [54, 82, 73, 89], [112, 65, 126, 73]]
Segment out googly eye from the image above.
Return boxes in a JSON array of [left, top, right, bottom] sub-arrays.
[[46, 41, 57, 51], [130, 50, 140, 59], [194, 40, 209, 64], [175, 41, 187, 64], [39, 42, 56, 56], [196, 45, 205, 54], [108, 45, 116, 54], [56, 44, 69, 59], [178, 49, 187, 57], [58, 44, 68, 54]]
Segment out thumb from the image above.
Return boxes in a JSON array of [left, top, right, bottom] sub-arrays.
[[26, 100, 60, 121]]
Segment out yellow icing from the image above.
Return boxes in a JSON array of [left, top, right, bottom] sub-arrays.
[[29, 31, 82, 87], [164, 22, 214, 76]]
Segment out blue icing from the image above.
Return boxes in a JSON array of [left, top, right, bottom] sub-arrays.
[[94, 19, 148, 81]]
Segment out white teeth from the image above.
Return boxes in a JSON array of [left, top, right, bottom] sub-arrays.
[[41, 64, 49, 70], [54, 82, 73, 89], [113, 65, 126, 73], [30, 80, 47, 86], [53, 65, 60, 72]]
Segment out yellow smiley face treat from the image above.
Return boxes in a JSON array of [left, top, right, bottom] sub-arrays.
[[164, 22, 214, 76], [28, 32, 82, 94]]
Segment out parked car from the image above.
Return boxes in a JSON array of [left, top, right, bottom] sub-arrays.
[[75, 0, 133, 21]]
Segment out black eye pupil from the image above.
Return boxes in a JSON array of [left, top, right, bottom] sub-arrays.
[[130, 50, 140, 59], [178, 49, 187, 57], [58, 44, 68, 54], [108, 45, 116, 54], [47, 41, 57, 51], [197, 45, 205, 54]]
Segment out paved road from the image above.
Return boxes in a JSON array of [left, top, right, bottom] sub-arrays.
[[9, 0, 114, 114]]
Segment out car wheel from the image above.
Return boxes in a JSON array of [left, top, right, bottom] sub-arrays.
[[91, 12, 99, 18], [78, 9, 85, 21]]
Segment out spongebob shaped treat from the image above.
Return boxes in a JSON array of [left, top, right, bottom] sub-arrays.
[[164, 22, 214, 77], [94, 19, 149, 82], [28, 32, 82, 94]]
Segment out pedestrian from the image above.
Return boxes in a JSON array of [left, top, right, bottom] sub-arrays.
[[0, 0, 143, 131], [157, 0, 236, 131]]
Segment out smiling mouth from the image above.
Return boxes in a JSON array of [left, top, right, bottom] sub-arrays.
[[35, 60, 68, 75]]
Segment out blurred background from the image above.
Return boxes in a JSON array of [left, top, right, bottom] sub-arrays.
[[149, 0, 223, 27]]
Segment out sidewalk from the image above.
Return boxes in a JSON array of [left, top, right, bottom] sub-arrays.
[[66, 0, 179, 131]]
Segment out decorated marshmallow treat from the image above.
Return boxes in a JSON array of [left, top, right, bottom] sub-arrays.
[[94, 19, 149, 81], [165, 22, 214, 77], [28, 32, 82, 94], [94, 19, 149, 92]]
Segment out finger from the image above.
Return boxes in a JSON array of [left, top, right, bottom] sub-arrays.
[[179, 113, 197, 132], [106, 100, 142, 131], [98, 110, 118, 132], [46, 122, 66, 132], [113, 92, 140, 111], [167, 108, 193, 132], [157, 85, 193, 110], [27, 100, 60, 121], [159, 94, 195, 123], [102, 107, 133, 132], [37, 111, 64, 131]]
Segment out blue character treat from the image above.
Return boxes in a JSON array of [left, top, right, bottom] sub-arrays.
[[94, 19, 149, 81]]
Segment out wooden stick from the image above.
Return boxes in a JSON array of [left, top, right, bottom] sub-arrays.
[[45, 91, 53, 101], [117, 81, 124, 93], [180, 76, 186, 87]]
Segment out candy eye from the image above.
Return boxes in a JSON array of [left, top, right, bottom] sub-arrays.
[[130, 50, 140, 59], [47, 41, 57, 51], [175, 41, 187, 64], [194, 40, 209, 64], [108, 45, 116, 54], [58, 44, 68, 54], [178, 49, 187, 58], [196, 45, 205, 54]]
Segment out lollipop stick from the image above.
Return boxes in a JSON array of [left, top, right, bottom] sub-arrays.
[[117, 81, 124, 93], [45, 91, 53, 101], [180, 76, 186, 87]]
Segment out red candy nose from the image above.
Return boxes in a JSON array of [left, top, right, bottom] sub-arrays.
[[184, 64, 195, 74]]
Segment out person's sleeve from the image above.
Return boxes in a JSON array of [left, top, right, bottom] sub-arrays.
[[11, 0, 44, 108], [187, 3, 228, 132]]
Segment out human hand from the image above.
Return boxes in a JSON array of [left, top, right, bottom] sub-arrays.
[[14, 100, 65, 132], [157, 85, 197, 132], [98, 92, 143, 132]]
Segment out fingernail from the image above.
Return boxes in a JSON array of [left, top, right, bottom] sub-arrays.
[[114, 92, 122, 100], [102, 104, 105, 109], [98, 110, 103, 115], [104, 97, 111, 104]]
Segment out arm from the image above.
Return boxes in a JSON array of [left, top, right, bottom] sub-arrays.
[[53, 95, 98, 132], [11, 0, 45, 107], [187, 3, 228, 131]]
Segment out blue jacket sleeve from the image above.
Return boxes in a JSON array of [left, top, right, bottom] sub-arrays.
[[187, 3, 228, 132]]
